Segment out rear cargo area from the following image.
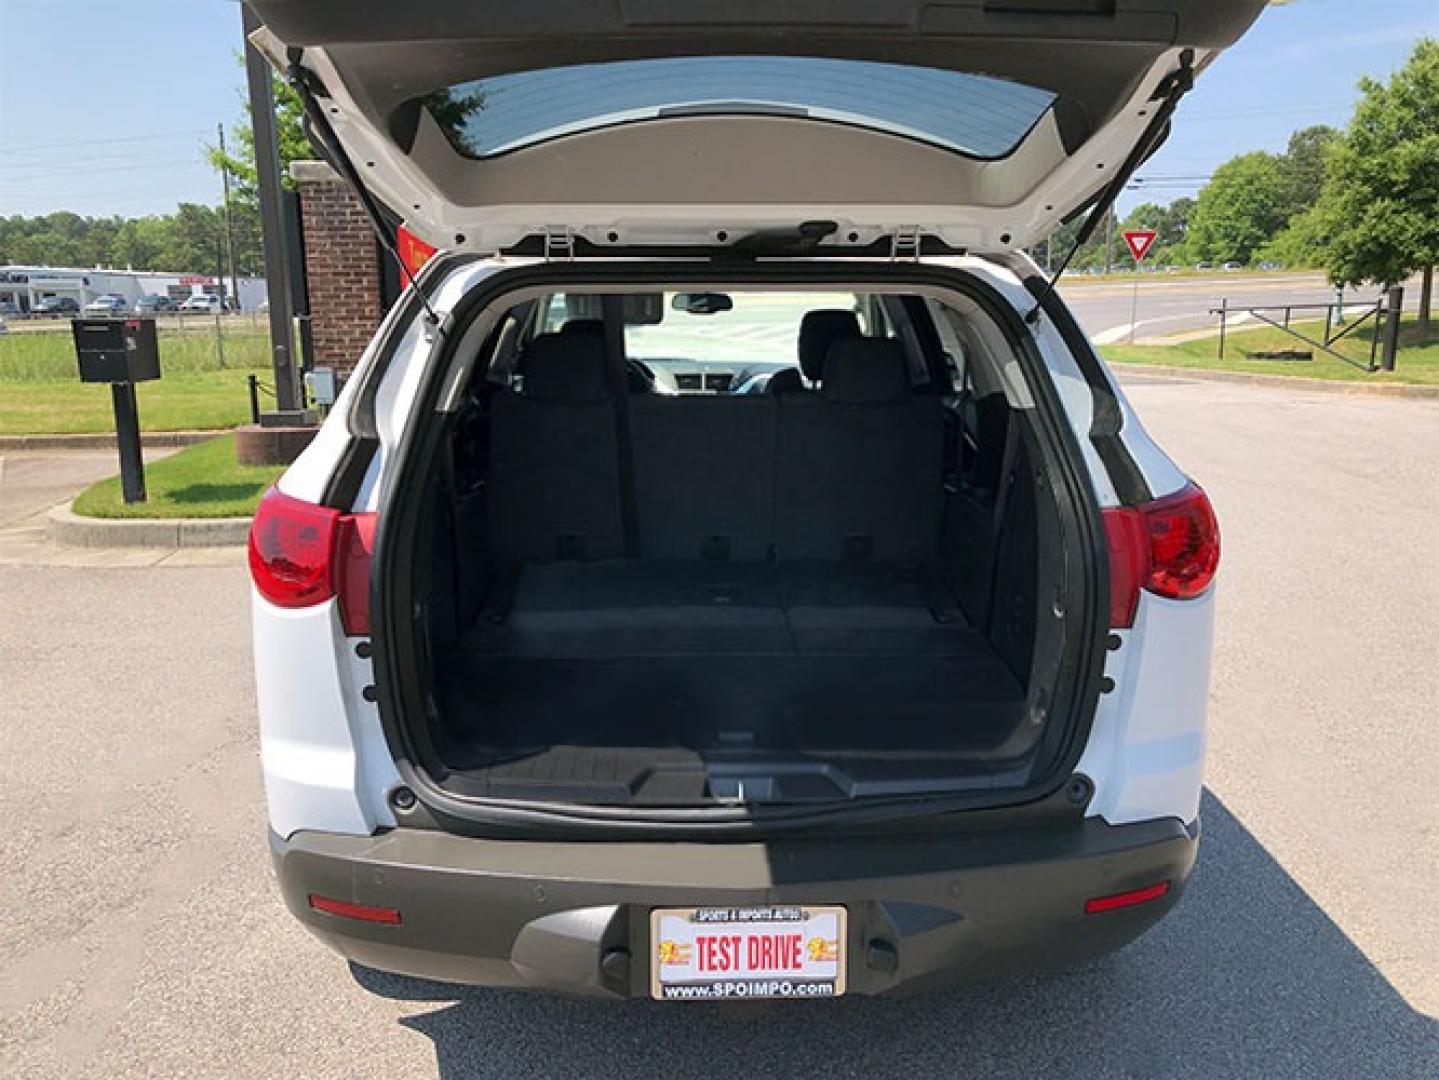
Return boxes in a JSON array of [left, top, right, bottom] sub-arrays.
[[435, 559, 1029, 802], [407, 290, 1068, 807]]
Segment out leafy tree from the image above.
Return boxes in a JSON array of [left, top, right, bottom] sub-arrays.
[[1184, 151, 1289, 265], [1280, 125, 1339, 216], [1310, 38, 1439, 329]]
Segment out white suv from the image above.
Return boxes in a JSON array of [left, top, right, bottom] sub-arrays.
[[247, 1, 1248, 1000]]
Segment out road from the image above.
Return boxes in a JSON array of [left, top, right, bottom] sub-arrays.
[[1059, 272, 1400, 344], [1, 380, 1436, 1078]]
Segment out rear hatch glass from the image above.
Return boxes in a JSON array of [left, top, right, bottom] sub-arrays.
[[432, 57, 1056, 161]]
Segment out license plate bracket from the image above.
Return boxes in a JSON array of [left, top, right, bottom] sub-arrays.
[[649, 905, 847, 1001]]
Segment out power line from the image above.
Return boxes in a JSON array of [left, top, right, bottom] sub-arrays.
[[0, 130, 211, 154]]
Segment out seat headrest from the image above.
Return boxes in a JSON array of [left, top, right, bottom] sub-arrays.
[[766, 367, 805, 396], [520, 332, 611, 403], [798, 309, 861, 382], [559, 318, 604, 336], [822, 338, 912, 404]]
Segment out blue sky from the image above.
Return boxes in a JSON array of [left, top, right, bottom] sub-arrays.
[[1, 0, 1435, 220]]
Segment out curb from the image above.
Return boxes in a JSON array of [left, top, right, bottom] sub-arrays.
[[0, 431, 221, 451], [1111, 364, 1439, 400], [46, 501, 250, 549]]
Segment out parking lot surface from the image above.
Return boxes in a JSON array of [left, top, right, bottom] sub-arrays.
[[1, 376, 1435, 1078]]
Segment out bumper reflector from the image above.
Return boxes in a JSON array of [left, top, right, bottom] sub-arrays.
[[308, 893, 402, 924], [1084, 881, 1170, 914]]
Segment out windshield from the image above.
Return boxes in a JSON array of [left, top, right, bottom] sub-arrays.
[[427, 56, 1055, 161]]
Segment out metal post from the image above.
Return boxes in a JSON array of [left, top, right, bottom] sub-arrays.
[[1323, 303, 1332, 346], [242, 3, 299, 413], [1217, 298, 1227, 360], [1335, 286, 1345, 325], [111, 383, 146, 504], [247, 373, 261, 424], [213, 311, 226, 369], [217, 123, 241, 310], [1381, 286, 1403, 372], [1128, 272, 1140, 345]]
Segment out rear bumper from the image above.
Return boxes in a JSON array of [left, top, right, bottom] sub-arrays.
[[271, 816, 1197, 997]]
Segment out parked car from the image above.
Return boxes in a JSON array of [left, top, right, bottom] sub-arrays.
[[1220, 261, 1243, 272], [83, 294, 132, 316], [135, 294, 178, 314], [179, 294, 223, 313], [247, 0, 1244, 1001], [34, 296, 79, 317], [0, 299, 21, 318]]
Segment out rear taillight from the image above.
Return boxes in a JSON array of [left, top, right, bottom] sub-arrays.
[[396, 224, 438, 279], [1102, 481, 1220, 628], [248, 488, 377, 634]]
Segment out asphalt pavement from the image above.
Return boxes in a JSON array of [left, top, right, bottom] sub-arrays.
[[1, 378, 1436, 1078], [1059, 272, 1405, 344]]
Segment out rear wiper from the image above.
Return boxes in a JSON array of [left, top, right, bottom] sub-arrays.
[[286, 57, 444, 332], [1025, 50, 1195, 324]]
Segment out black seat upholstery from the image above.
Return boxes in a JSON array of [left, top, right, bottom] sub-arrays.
[[487, 332, 624, 561], [768, 308, 860, 395], [630, 395, 778, 560], [488, 323, 943, 569], [775, 338, 944, 562]]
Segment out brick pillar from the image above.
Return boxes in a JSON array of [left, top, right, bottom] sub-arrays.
[[290, 160, 383, 379]]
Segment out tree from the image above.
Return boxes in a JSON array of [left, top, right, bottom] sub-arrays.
[[1184, 151, 1289, 265], [1121, 198, 1194, 260], [1280, 125, 1340, 217], [1309, 39, 1439, 329]]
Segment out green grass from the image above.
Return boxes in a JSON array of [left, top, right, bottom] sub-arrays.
[[71, 435, 283, 519], [1100, 320, 1439, 386], [0, 321, 288, 434], [0, 368, 268, 434], [0, 323, 269, 381]]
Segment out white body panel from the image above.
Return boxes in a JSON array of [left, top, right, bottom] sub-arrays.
[[252, 592, 399, 839], [253, 255, 1210, 838], [1077, 590, 1214, 826]]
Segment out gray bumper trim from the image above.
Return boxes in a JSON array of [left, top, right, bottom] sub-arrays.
[[272, 816, 1197, 997]]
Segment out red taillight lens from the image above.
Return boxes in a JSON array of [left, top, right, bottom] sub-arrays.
[[335, 511, 378, 635], [1102, 481, 1220, 628], [249, 488, 340, 608], [308, 894, 402, 924], [396, 224, 438, 279], [1084, 881, 1171, 914], [248, 488, 377, 633]]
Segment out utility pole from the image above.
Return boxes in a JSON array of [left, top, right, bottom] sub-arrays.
[[216, 123, 241, 311], [242, 2, 300, 413], [1103, 208, 1115, 275]]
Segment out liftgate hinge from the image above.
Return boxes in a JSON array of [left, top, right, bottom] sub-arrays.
[[542, 227, 576, 262], [889, 228, 923, 262]]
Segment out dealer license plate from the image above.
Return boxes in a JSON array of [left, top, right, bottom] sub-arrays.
[[650, 905, 846, 1001]]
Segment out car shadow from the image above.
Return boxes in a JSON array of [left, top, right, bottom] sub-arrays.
[[352, 791, 1437, 1079]]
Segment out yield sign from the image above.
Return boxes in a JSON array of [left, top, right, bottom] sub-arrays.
[[1123, 230, 1158, 262]]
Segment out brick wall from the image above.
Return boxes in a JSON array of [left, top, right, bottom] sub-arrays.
[[292, 161, 383, 378]]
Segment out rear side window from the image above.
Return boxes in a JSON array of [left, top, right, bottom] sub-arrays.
[[426, 56, 1056, 161]]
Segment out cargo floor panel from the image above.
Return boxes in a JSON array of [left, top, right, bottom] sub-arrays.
[[433, 560, 1032, 803]]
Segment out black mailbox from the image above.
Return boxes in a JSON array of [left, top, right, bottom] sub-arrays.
[[73, 318, 161, 383]]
